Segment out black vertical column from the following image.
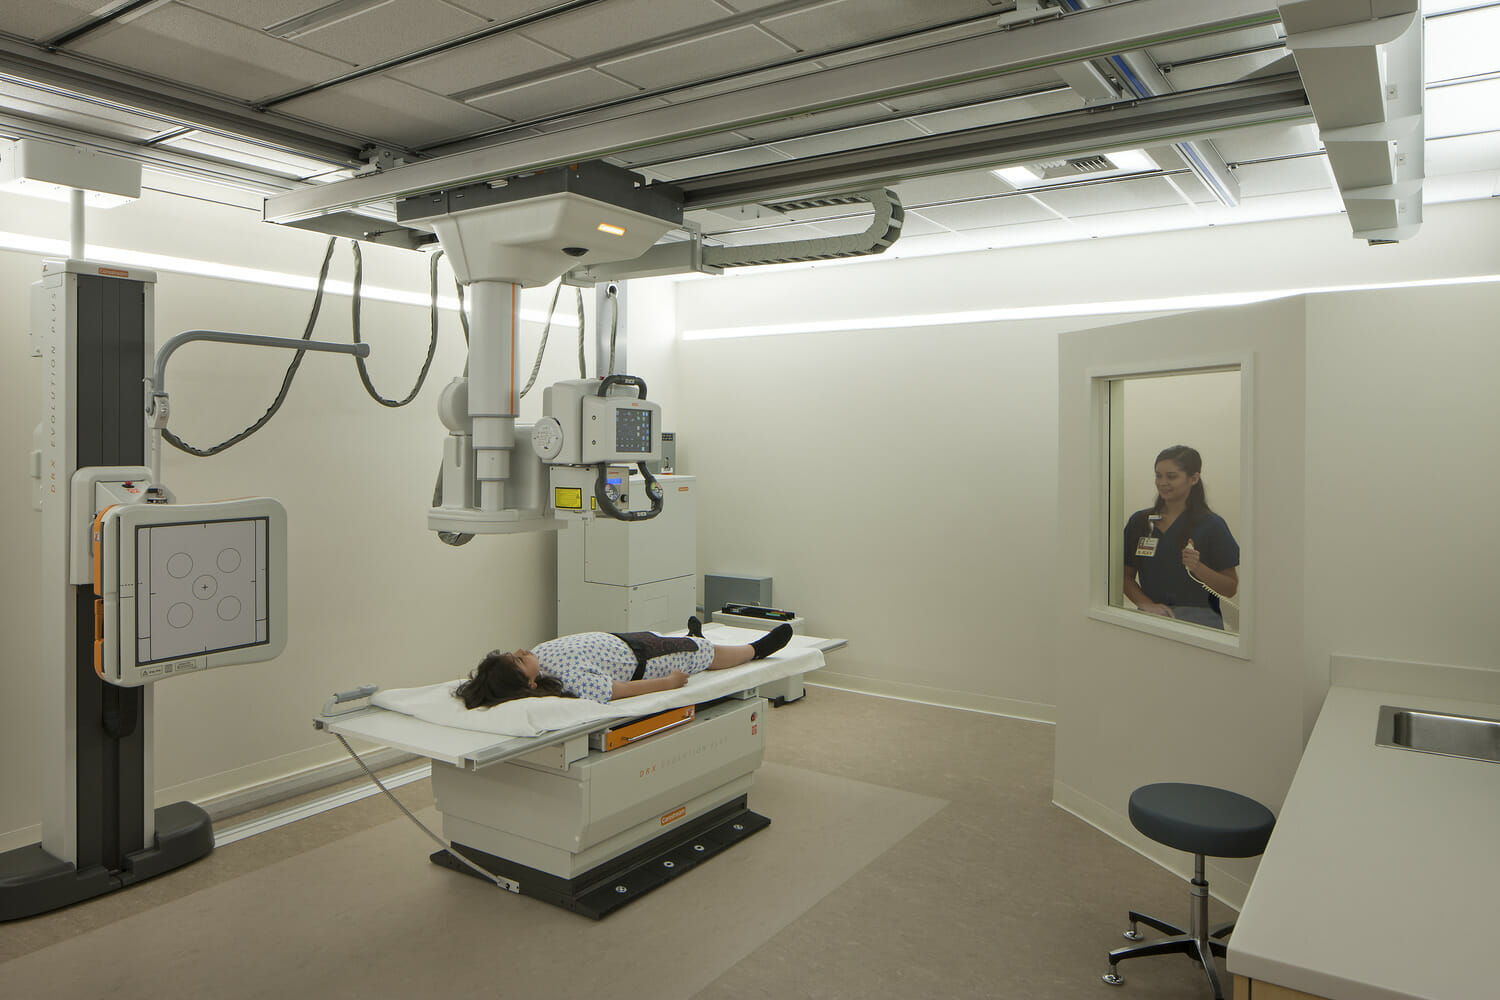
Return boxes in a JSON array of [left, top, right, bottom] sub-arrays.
[[73, 273, 148, 870]]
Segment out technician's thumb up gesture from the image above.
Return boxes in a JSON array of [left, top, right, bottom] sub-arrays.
[[1181, 538, 1202, 574]]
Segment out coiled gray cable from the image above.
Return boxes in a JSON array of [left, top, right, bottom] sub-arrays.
[[518, 278, 565, 400]]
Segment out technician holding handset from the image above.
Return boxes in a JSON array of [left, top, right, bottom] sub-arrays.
[[1122, 445, 1240, 630]]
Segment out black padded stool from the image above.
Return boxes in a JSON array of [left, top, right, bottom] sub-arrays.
[[1102, 782, 1275, 1000]]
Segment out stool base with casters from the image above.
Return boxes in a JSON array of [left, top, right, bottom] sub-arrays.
[[1101, 783, 1276, 1000], [1101, 853, 1234, 999]]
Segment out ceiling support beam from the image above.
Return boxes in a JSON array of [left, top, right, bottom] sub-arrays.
[[264, 0, 1283, 224], [0, 110, 316, 197], [0, 39, 372, 164], [671, 75, 1311, 210]]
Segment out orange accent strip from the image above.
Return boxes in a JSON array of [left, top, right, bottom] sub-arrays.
[[96, 267, 129, 278], [510, 283, 518, 415], [661, 806, 687, 827], [604, 705, 695, 751], [93, 601, 105, 679]]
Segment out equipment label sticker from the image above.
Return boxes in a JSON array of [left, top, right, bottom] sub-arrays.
[[554, 487, 583, 510], [661, 806, 686, 827]]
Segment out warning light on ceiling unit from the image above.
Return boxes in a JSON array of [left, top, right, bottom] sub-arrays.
[[596, 222, 626, 236]]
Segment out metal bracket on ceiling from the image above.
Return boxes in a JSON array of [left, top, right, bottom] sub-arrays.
[[356, 146, 407, 175]]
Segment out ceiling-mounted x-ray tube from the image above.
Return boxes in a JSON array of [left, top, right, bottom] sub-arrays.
[[466, 279, 518, 513]]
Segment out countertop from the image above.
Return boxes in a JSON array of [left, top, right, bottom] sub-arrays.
[[1227, 658, 1500, 1000]]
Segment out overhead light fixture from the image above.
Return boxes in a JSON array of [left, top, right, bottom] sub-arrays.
[[991, 149, 1159, 189], [596, 222, 627, 236], [0, 138, 141, 208]]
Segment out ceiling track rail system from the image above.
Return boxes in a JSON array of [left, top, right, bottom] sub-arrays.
[[0, 33, 373, 165], [264, 0, 1285, 226], [672, 74, 1311, 211]]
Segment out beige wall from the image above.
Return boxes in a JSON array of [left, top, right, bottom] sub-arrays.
[[1055, 299, 1309, 905], [1301, 283, 1500, 729]]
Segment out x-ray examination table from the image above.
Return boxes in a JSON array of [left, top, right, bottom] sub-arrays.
[[315, 628, 840, 917]]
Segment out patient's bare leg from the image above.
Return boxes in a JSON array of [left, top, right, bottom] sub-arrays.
[[708, 644, 755, 670]]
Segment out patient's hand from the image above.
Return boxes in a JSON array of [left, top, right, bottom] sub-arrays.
[[665, 670, 689, 689]]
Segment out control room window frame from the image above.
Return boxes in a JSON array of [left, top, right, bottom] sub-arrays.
[[1085, 353, 1255, 660]]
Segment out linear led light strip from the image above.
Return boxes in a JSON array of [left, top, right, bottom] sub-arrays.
[[0, 230, 581, 326], [681, 273, 1500, 340]]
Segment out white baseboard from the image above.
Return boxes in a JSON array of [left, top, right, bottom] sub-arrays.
[[1052, 779, 1252, 911], [0, 743, 416, 855], [807, 671, 1055, 724]]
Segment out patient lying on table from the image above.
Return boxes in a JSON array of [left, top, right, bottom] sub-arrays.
[[455, 618, 794, 707]]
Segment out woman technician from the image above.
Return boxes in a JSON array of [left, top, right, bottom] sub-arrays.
[[456, 619, 794, 707], [1122, 445, 1240, 630]]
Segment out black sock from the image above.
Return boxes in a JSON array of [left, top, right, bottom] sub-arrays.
[[751, 623, 792, 659], [687, 616, 703, 638]]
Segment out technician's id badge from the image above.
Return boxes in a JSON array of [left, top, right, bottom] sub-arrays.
[[1135, 536, 1159, 558]]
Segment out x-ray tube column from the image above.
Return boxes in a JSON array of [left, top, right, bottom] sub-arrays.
[[467, 279, 518, 513]]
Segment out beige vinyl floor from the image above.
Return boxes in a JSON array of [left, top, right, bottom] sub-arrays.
[[1, 687, 1237, 999]]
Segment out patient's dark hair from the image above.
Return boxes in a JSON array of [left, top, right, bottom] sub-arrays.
[[454, 651, 575, 709]]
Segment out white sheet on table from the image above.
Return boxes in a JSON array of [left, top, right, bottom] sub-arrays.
[[370, 629, 823, 739]]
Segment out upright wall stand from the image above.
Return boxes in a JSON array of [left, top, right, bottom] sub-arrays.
[[1, 261, 213, 922]]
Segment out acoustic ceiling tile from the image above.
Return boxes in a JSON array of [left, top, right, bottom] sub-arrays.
[[1230, 156, 1335, 198], [600, 25, 797, 90], [735, 103, 903, 142], [179, 0, 333, 31], [889, 210, 949, 237], [763, 119, 927, 157], [915, 195, 1060, 230], [1210, 123, 1321, 163], [637, 144, 789, 181], [904, 87, 1080, 133], [1036, 176, 1183, 218], [289, 0, 489, 66], [278, 77, 507, 147], [516, 0, 726, 59], [1162, 50, 1292, 93], [443, 0, 573, 21], [387, 32, 568, 94], [760, 0, 999, 52], [465, 68, 640, 122], [67, 5, 355, 102], [1425, 131, 1500, 177], [1, 0, 113, 39], [895, 170, 1020, 206]]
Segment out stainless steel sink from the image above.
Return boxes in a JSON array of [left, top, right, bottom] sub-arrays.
[[1377, 705, 1500, 764]]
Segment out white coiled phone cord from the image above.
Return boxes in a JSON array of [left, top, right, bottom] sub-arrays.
[[1184, 541, 1240, 609], [333, 734, 516, 891]]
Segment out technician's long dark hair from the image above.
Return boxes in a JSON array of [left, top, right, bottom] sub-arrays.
[[1151, 444, 1214, 548], [454, 651, 575, 709]]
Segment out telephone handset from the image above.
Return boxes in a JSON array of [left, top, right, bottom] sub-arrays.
[[1184, 539, 1239, 610]]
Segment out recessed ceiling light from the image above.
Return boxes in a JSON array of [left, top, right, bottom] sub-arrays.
[[991, 150, 1159, 189]]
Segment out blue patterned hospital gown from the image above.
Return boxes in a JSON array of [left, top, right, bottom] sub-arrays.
[[533, 632, 714, 703]]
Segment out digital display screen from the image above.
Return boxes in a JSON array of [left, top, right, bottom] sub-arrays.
[[615, 407, 653, 453]]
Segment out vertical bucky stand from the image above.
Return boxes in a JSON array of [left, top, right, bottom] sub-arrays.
[[0, 261, 213, 922]]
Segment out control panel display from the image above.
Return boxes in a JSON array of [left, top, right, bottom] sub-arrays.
[[615, 407, 653, 453]]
